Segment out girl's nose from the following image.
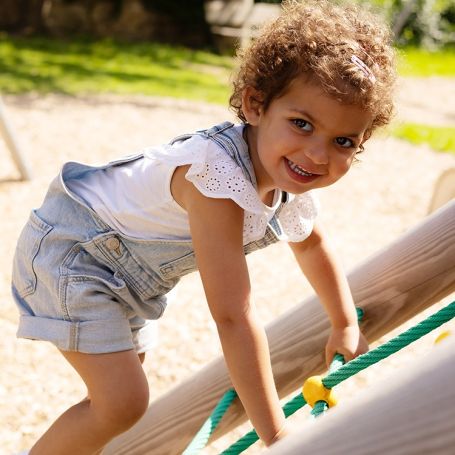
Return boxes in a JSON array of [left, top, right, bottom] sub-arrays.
[[304, 139, 329, 165]]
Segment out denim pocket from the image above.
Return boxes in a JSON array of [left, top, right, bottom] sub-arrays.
[[12, 210, 53, 298], [158, 250, 197, 279]]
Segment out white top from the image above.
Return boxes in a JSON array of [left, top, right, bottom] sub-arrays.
[[67, 127, 319, 244]]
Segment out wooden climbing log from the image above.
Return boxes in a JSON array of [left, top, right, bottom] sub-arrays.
[[0, 96, 32, 180], [428, 168, 455, 213], [103, 201, 455, 455], [267, 335, 455, 454]]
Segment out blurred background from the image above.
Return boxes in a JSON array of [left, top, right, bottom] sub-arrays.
[[0, 0, 454, 48], [0, 0, 454, 148], [0, 1, 454, 454]]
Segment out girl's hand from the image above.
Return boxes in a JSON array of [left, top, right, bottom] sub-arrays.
[[325, 325, 369, 367]]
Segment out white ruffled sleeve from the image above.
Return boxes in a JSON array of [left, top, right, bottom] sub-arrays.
[[277, 191, 320, 242], [143, 135, 271, 244], [184, 144, 264, 214]]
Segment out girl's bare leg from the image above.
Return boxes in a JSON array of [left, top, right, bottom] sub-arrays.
[[89, 352, 147, 455], [30, 350, 149, 455], [83, 352, 146, 400]]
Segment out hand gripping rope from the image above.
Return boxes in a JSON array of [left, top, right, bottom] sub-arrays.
[[183, 300, 455, 455]]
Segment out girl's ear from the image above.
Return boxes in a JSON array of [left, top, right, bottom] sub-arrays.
[[357, 129, 372, 155], [241, 86, 264, 125], [361, 129, 372, 144]]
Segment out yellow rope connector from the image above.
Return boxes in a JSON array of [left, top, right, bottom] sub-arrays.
[[302, 375, 338, 408], [435, 330, 451, 344]]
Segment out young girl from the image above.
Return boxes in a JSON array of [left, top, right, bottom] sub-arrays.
[[12, 0, 396, 453]]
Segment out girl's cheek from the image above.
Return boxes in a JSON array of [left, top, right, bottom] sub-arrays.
[[334, 155, 354, 175]]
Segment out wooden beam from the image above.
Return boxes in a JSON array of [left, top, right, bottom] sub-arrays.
[[103, 201, 455, 455], [268, 335, 455, 454], [0, 96, 32, 180], [428, 168, 455, 213]]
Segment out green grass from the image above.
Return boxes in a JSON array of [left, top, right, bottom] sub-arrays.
[[0, 35, 453, 101], [1, 35, 454, 154], [397, 47, 455, 77], [391, 122, 455, 155], [390, 47, 455, 153], [0, 35, 233, 104]]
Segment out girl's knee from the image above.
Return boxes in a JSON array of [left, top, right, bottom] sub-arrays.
[[93, 382, 149, 432], [60, 349, 150, 434]]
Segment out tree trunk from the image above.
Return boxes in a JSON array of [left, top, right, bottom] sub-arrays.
[[0, 0, 46, 34]]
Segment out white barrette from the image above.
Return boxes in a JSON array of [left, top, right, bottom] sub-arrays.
[[351, 55, 376, 83]]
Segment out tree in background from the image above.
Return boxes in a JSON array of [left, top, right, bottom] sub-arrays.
[[142, 0, 211, 46], [0, 0, 452, 49], [256, 0, 454, 48], [385, 0, 455, 48], [0, 0, 211, 47], [0, 0, 46, 35]]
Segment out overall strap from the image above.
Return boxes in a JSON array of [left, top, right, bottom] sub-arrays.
[[169, 122, 256, 188], [202, 123, 290, 237], [202, 122, 256, 187], [169, 122, 289, 240], [198, 122, 289, 204]]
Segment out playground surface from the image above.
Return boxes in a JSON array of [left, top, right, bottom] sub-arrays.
[[0, 77, 454, 454]]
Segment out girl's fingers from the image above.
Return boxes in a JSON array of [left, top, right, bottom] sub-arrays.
[[325, 346, 336, 367]]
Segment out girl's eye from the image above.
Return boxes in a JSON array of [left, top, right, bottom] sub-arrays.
[[335, 137, 355, 148], [293, 119, 313, 132]]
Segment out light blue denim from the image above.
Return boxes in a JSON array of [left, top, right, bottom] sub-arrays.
[[11, 122, 287, 354]]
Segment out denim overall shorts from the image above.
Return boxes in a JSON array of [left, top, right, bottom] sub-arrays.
[[11, 122, 287, 354]]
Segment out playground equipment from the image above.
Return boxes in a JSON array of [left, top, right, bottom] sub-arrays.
[[428, 168, 455, 214], [268, 333, 455, 454], [103, 201, 454, 454], [0, 96, 32, 181], [194, 301, 454, 453]]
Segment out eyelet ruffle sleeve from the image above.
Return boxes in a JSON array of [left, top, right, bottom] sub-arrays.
[[143, 136, 273, 244], [144, 135, 320, 244], [277, 191, 320, 242]]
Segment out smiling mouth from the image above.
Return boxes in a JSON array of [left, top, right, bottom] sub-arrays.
[[286, 159, 319, 177]]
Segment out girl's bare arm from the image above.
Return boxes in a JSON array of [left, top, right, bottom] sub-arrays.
[[174, 167, 286, 445], [289, 221, 369, 364]]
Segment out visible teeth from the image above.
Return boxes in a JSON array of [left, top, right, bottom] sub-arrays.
[[288, 160, 314, 176]]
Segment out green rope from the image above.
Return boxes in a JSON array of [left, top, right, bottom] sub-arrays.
[[183, 302, 454, 454], [219, 354, 346, 453], [311, 400, 329, 418], [309, 353, 345, 419], [323, 301, 455, 389], [222, 300, 455, 454], [182, 389, 238, 455]]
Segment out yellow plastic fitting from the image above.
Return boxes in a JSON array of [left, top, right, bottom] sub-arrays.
[[435, 330, 451, 344], [302, 375, 338, 408]]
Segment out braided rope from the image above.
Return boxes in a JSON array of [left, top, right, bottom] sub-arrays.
[[184, 301, 455, 454], [323, 301, 455, 389], [182, 389, 238, 455], [311, 400, 329, 418]]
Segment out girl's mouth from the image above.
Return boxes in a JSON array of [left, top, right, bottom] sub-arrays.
[[285, 158, 320, 182]]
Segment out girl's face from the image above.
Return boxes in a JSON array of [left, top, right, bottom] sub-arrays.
[[243, 76, 373, 200]]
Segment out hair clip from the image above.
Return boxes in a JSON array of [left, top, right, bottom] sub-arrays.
[[351, 55, 376, 83]]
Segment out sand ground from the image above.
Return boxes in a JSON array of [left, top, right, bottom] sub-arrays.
[[0, 77, 454, 454]]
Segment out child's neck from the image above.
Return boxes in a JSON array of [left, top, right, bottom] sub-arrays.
[[243, 124, 277, 206]]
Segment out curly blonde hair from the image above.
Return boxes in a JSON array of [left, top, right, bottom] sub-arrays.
[[230, 0, 397, 134]]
